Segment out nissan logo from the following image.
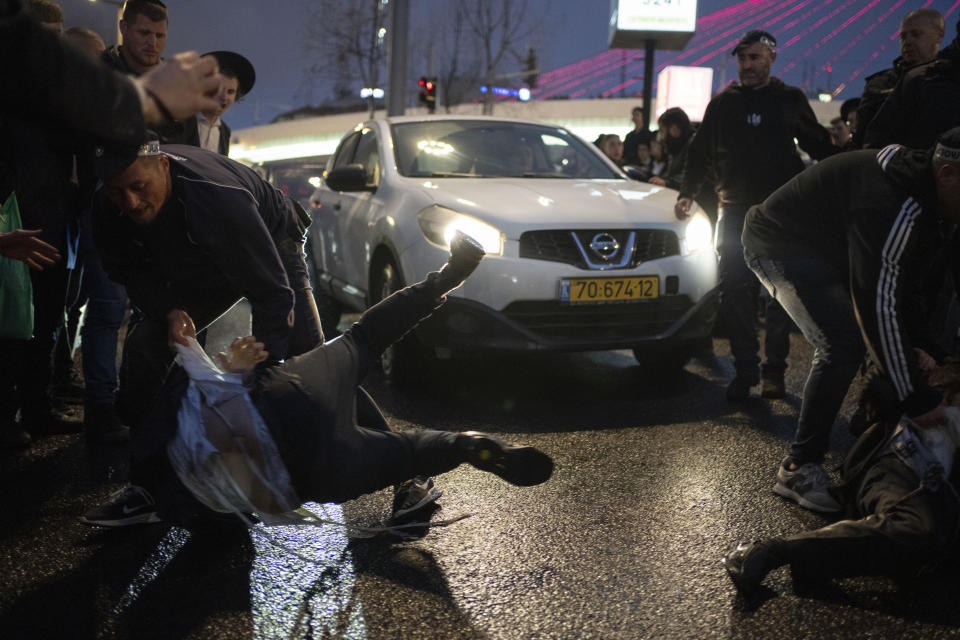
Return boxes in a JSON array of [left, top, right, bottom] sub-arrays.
[[589, 233, 619, 261]]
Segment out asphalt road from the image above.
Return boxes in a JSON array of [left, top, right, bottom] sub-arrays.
[[2, 311, 959, 639]]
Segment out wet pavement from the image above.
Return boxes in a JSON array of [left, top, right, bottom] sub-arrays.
[[2, 310, 960, 639]]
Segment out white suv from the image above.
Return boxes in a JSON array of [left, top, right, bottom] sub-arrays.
[[307, 116, 718, 384]]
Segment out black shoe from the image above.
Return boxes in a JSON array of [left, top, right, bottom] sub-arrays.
[[726, 377, 754, 401], [722, 540, 782, 597], [458, 431, 553, 486], [1, 422, 31, 449], [22, 404, 83, 435], [84, 403, 131, 445], [78, 485, 163, 527], [50, 371, 85, 405], [434, 232, 486, 292], [760, 376, 785, 399], [385, 477, 443, 541]]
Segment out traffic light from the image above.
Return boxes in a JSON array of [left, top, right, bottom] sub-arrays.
[[418, 76, 437, 113]]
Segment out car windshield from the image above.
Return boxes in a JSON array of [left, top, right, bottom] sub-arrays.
[[391, 120, 621, 179]]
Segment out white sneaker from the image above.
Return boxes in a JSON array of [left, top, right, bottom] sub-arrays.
[[773, 459, 842, 513]]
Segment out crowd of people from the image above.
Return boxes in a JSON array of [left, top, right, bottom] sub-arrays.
[[3, 0, 960, 609], [589, 10, 960, 600], [1, 0, 553, 537]]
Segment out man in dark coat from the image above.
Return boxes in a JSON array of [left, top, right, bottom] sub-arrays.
[[675, 29, 837, 403], [736, 128, 960, 516]]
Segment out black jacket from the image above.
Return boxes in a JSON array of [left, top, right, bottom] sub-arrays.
[[853, 58, 905, 149], [680, 77, 837, 207], [865, 38, 960, 150], [92, 145, 308, 361], [743, 146, 947, 418]]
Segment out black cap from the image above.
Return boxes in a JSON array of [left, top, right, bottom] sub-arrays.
[[94, 131, 162, 180], [731, 30, 777, 56], [934, 126, 960, 164], [203, 50, 256, 98]]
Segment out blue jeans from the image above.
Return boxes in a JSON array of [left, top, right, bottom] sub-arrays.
[[716, 205, 791, 381], [79, 211, 128, 407], [745, 250, 865, 464]]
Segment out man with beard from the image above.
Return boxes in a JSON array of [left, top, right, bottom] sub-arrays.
[[675, 29, 837, 405]]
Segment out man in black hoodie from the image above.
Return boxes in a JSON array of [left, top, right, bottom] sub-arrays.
[[739, 128, 960, 516], [676, 30, 837, 403]]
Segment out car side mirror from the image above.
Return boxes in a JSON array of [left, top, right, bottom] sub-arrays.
[[325, 164, 373, 192], [621, 164, 647, 181]]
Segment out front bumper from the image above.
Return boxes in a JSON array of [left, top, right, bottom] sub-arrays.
[[414, 285, 719, 355]]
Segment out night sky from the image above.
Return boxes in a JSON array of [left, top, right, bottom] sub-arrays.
[[57, 0, 960, 130]]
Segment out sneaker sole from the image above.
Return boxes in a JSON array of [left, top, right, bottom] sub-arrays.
[[391, 487, 443, 521], [77, 512, 164, 527], [772, 482, 841, 514]]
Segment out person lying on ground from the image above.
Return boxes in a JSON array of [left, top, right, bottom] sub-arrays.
[[723, 358, 960, 598], [79, 233, 554, 535]]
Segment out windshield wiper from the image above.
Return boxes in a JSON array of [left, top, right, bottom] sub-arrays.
[[424, 171, 481, 178], [521, 172, 570, 178]]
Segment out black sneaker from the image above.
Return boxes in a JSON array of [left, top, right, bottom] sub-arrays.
[[22, 404, 83, 436], [760, 376, 785, 399], [78, 485, 163, 527], [83, 403, 131, 445], [725, 377, 754, 401], [1, 421, 31, 449], [386, 477, 443, 541], [722, 539, 784, 597], [458, 431, 553, 486]]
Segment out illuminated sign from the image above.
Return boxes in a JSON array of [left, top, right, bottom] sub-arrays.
[[655, 65, 713, 122], [609, 0, 698, 50]]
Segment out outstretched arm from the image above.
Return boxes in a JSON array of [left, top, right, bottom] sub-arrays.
[[0, 229, 60, 270]]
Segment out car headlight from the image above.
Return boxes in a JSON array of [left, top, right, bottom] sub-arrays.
[[417, 206, 503, 255], [683, 211, 714, 254]]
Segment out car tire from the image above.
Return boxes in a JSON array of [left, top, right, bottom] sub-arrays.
[[371, 257, 431, 387]]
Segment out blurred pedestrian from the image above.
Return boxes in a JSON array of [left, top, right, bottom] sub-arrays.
[[594, 133, 623, 166], [622, 105, 653, 166], [676, 29, 837, 402], [829, 116, 852, 150]]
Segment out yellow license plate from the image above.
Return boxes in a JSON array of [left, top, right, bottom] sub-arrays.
[[560, 276, 659, 303]]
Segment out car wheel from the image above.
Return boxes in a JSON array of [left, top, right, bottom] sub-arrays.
[[371, 257, 430, 387]]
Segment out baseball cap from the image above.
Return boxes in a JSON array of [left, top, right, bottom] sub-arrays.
[[731, 30, 777, 56], [934, 126, 960, 164], [94, 131, 162, 179]]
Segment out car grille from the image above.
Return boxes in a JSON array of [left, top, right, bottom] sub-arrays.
[[502, 296, 693, 341], [518, 229, 680, 269]]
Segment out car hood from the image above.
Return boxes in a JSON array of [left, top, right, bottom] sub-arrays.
[[408, 178, 683, 237]]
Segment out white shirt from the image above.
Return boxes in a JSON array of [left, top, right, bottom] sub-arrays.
[[196, 114, 222, 153]]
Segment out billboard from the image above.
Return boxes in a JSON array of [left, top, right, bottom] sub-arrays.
[[609, 0, 698, 50]]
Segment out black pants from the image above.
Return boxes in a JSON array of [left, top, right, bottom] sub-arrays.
[[781, 454, 960, 579], [0, 261, 69, 426], [252, 271, 466, 504]]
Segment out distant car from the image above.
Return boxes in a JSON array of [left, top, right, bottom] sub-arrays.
[[307, 115, 718, 384]]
